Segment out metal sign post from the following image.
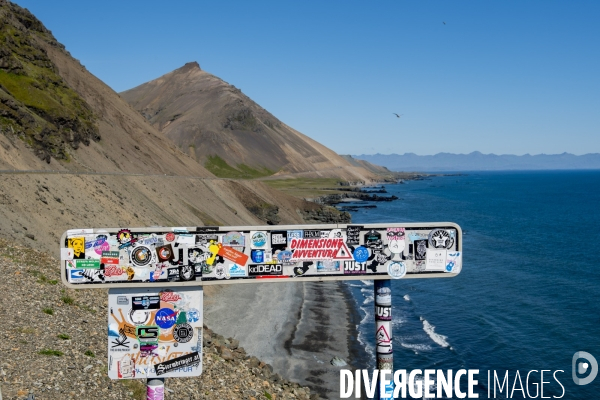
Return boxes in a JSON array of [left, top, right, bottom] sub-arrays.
[[59, 222, 462, 398]]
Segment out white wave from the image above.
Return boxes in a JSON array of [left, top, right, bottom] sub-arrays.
[[400, 342, 432, 352], [360, 288, 372, 294], [347, 283, 363, 287], [421, 318, 450, 348], [361, 280, 374, 286], [403, 294, 411, 301], [391, 316, 405, 326], [363, 295, 374, 305], [359, 306, 372, 325], [356, 326, 376, 366]]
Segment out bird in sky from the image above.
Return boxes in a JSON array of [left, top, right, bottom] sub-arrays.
[[443, 21, 446, 25], [393, 113, 403, 118]]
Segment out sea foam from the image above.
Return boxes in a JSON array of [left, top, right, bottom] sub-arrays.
[[420, 317, 451, 348]]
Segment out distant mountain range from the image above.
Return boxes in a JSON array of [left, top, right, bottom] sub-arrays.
[[352, 152, 600, 172]]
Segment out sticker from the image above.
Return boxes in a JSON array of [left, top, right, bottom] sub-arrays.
[[250, 231, 268, 249], [251, 249, 264, 263], [217, 246, 249, 266], [117, 229, 136, 248], [270, 231, 287, 250], [101, 251, 120, 265], [179, 264, 195, 281], [353, 246, 369, 262], [173, 323, 194, 343], [75, 259, 101, 269], [227, 264, 246, 277], [316, 260, 340, 272], [303, 230, 322, 239], [446, 251, 462, 273], [289, 238, 353, 261], [414, 239, 428, 261], [177, 235, 195, 245], [343, 261, 367, 275], [364, 230, 381, 249], [117, 355, 135, 378], [154, 352, 200, 376], [425, 249, 447, 271], [131, 245, 155, 267], [346, 225, 363, 245], [69, 269, 85, 282], [386, 228, 406, 255], [160, 290, 182, 303], [155, 308, 177, 329], [110, 328, 131, 350], [136, 326, 160, 345], [156, 245, 174, 263], [376, 305, 392, 321], [117, 296, 129, 305], [165, 232, 175, 242], [214, 265, 226, 279], [293, 264, 309, 276], [428, 229, 455, 249], [132, 295, 161, 310], [223, 231, 245, 247], [387, 261, 406, 279], [187, 309, 201, 323], [248, 264, 283, 276], [61, 248, 74, 260], [104, 266, 126, 278], [287, 230, 303, 241], [67, 237, 86, 259], [86, 235, 110, 255]]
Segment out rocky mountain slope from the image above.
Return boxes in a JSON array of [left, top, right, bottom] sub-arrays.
[[120, 62, 379, 182], [0, 1, 349, 256]]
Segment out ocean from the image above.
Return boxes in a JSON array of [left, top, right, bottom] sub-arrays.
[[344, 170, 600, 399]]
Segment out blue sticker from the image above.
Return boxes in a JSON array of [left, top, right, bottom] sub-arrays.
[[155, 308, 177, 329], [251, 249, 264, 263], [353, 246, 369, 263], [70, 269, 84, 280]]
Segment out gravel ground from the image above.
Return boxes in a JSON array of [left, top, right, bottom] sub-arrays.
[[0, 238, 317, 400]]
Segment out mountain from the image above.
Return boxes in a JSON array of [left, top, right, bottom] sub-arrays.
[[0, 1, 348, 255], [353, 152, 600, 172], [120, 62, 378, 182]]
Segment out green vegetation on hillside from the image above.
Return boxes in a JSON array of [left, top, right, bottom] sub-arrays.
[[204, 154, 274, 179], [0, 3, 99, 162], [262, 178, 350, 198]]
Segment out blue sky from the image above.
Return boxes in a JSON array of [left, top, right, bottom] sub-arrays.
[[12, 1, 600, 156]]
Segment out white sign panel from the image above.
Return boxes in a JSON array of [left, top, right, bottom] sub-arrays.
[[107, 286, 203, 379]]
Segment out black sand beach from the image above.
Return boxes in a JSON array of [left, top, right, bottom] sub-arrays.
[[205, 281, 367, 399]]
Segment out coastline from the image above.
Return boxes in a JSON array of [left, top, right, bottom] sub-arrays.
[[205, 280, 366, 399]]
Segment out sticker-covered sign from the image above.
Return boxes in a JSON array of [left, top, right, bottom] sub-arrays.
[[107, 287, 203, 379], [61, 223, 462, 288]]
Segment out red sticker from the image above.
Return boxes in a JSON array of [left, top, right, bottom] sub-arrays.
[[165, 232, 175, 242], [217, 246, 249, 266]]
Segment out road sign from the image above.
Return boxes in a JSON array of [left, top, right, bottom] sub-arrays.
[[60, 223, 462, 288]]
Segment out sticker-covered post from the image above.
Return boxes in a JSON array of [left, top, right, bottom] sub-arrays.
[[375, 279, 394, 398]]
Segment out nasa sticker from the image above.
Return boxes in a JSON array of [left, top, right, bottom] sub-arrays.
[[173, 323, 194, 343], [387, 261, 406, 279]]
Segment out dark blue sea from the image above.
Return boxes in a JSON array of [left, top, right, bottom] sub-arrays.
[[345, 170, 600, 399]]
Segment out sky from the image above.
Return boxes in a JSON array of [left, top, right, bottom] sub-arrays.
[[11, 1, 600, 156]]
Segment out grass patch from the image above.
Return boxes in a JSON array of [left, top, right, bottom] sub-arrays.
[[57, 333, 70, 340], [39, 349, 63, 356], [264, 391, 272, 400], [262, 177, 351, 198], [119, 379, 146, 400], [84, 350, 95, 357], [15, 327, 36, 334], [61, 295, 75, 305], [42, 308, 53, 315], [204, 155, 274, 179], [77, 304, 97, 314]]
